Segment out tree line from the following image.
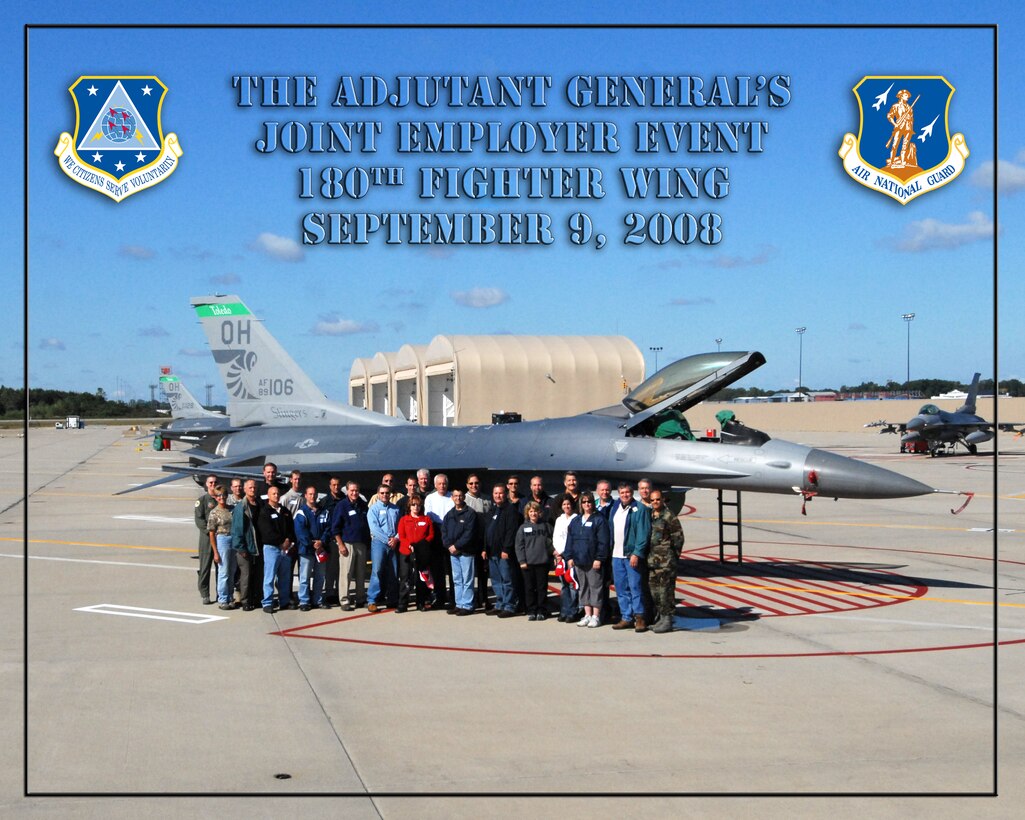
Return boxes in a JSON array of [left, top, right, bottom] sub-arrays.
[[3, 377, 1022, 421], [0, 386, 224, 421], [707, 377, 1025, 402]]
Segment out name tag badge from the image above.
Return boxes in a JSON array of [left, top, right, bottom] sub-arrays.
[[417, 520, 426, 527], [348, 509, 356, 516], [271, 513, 278, 519], [524, 526, 533, 533], [584, 521, 593, 528]]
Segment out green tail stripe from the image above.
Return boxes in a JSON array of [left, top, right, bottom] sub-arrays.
[[159, 375, 179, 382], [194, 303, 251, 318]]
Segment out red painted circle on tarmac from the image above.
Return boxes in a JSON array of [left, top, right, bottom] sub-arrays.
[[270, 543, 1011, 659]]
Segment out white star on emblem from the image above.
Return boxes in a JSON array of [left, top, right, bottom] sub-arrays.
[[142, 85, 153, 96], [115, 161, 125, 171], [135, 152, 146, 162], [92, 152, 103, 162], [87, 85, 98, 96]]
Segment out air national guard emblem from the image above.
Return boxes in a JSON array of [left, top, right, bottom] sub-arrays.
[[838, 76, 968, 204], [54, 76, 183, 202]]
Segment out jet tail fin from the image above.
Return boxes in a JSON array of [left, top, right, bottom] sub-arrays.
[[957, 372, 981, 414], [159, 374, 222, 419], [190, 295, 405, 428]]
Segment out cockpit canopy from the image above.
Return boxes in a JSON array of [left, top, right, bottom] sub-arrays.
[[623, 351, 766, 415], [917, 404, 941, 416], [621, 351, 768, 443]]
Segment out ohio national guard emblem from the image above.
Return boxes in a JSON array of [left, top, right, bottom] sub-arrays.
[[54, 76, 183, 202], [838, 76, 968, 205]]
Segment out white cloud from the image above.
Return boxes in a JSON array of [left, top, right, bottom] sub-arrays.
[[120, 244, 155, 259], [893, 211, 995, 252], [970, 158, 1025, 195], [252, 232, 303, 262], [39, 338, 65, 350], [170, 245, 216, 261], [210, 272, 241, 285], [451, 287, 509, 308], [310, 316, 379, 336], [705, 245, 776, 269]]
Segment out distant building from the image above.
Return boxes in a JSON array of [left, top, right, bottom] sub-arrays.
[[350, 335, 645, 426]]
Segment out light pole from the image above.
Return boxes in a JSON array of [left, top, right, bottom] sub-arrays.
[[795, 327, 806, 397], [715, 337, 722, 352], [649, 346, 663, 373], [902, 313, 915, 394]]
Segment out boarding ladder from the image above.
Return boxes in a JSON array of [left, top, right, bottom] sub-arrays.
[[717, 489, 743, 563]]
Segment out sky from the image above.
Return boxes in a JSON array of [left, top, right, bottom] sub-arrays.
[[7, 2, 1022, 405]]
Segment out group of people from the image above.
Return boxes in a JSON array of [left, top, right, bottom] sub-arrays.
[[194, 464, 684, 633]]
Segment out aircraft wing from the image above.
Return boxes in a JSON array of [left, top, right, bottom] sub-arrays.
[[864, 420, 906, 435], [153, 425, 243, 442]]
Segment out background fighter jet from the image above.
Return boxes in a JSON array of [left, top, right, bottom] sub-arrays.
[[131, 294, 938, 506], [865, 373, 1023, 455], [153, 372, 235, 442]]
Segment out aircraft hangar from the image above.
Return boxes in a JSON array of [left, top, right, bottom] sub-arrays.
[[348, 334, 645, 426]]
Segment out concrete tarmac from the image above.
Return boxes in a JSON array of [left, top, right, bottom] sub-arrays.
[[3, 424, 1024, 817]]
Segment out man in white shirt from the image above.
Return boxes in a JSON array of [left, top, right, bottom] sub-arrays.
[[424, 473, 455, 609]]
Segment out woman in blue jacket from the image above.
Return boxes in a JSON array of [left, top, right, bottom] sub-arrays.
[[564, 492, 610, 628]]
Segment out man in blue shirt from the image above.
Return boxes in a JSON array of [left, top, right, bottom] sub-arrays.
[[367, 484, 401, 611]]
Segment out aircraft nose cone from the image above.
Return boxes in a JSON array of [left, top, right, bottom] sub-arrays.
[[804, 449, 934, 499]]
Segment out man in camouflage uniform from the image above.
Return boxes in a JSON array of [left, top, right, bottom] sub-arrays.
[[647, 490, 683, 633], [195, 474, 219, 605]]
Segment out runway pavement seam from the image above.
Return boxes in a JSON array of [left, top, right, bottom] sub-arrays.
[[16, 429, 123, 518], [268, 613, 379, 807]]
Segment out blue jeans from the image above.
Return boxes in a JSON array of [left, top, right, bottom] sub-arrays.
[[298, 553, 326, 606], [262, 545, 291, 608], [612, 556, 645, 620], [215, 534, 236, 605], [368, 540, 398, 605], [559, 576, 579, 618], [450, 553, 475, 610], [489, 555, 518, 612]]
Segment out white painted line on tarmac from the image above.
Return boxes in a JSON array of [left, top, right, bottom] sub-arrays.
[[808, 612, 1025, 633], [75, 604, 226, 624], [113, 514, 192, 525], [0, 553, 193, 571], [968, 527, 1016, 533]]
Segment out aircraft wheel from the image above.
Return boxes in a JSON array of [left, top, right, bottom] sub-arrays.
[[968, 444, 978, 455]]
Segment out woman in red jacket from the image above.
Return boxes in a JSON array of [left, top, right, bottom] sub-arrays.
[[397, 495, 436, 612]]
